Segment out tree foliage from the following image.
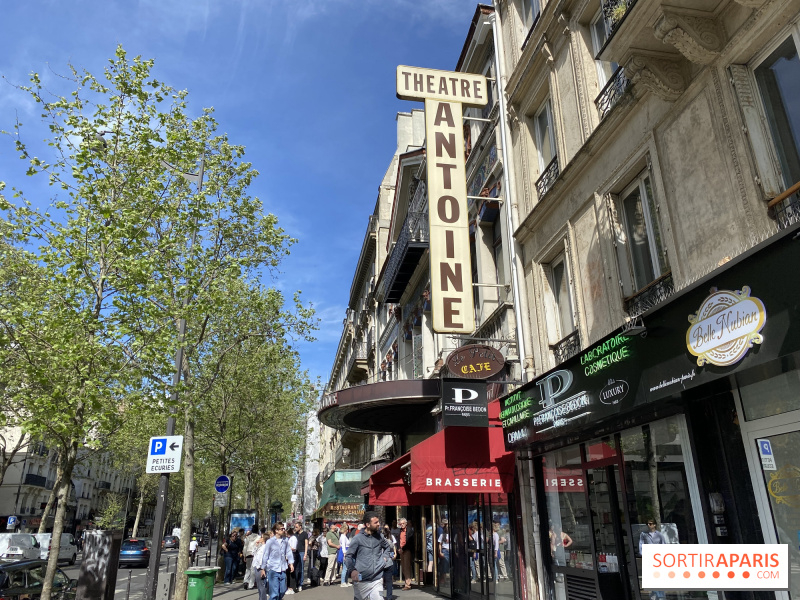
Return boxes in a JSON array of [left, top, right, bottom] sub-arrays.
[[0, 46, 316, 599]]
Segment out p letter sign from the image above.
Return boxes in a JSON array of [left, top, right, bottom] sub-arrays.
[[397, 66, 488, 333]]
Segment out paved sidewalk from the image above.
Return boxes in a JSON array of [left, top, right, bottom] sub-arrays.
[[210, 580, 440, 600]]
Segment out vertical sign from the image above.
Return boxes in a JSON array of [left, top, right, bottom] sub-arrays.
[[396, 66, 488, 333]]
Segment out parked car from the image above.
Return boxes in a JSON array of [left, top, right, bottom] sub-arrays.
[[0, 534, 40, 561], [163, 535, 179, 550], [34, 533, 78, 565], [119, 538, 152, 568], [0, 559, 76, 599]]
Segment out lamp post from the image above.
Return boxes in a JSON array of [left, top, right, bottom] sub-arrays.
[[144, 157, 205, 600]]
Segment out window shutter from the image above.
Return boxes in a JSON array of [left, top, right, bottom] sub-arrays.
[[729, 64, 783, 198]]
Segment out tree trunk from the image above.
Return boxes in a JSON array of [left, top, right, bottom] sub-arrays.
[[173, 405, 196, 600], [41, 439, 78, 600], [0, 432, 28, 489], [132, 490, 145, 538], [38, 478, 60, 534]]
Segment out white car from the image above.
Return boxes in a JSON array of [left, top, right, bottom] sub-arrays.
[[34, 533, 78, 565], [0, 533, 41, 560]]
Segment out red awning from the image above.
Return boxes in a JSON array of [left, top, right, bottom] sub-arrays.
[[369, 425, 516, 504], [369, 453, 437, 506], [410, 426, 515, 494]]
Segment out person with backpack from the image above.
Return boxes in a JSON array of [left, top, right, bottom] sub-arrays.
[[344, 512, 394, 600]]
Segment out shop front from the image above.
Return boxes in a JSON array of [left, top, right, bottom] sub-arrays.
[[369, 423, 524, 600], [502, 223, 800, 600]]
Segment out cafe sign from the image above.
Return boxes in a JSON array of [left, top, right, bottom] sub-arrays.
[[687, 286, 766, 367], [446, 344, 505, 379]]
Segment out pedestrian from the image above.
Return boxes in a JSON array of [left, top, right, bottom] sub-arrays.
[[339, 525, 352, 587], [293, 522, 309, 590], [344, 512, 393, 600], [316, 527, 328, 586], [382, 525, 397, 599], [222, 530, 242, 585], [257, 522, 295, 600], [244, 524, 262, 590], [324, 525, 340, 585], [252, 533, 269, 600], [396, 518, 415, 590], [189, 536, 199, 567], [493, 523, 508, 581], [287, 524, 299, 594]]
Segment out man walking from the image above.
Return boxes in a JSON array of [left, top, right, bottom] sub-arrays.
[[344, 512, 394, 600], [243, 525, 262, 589], [397, 518, 415, 590], [293, 522, 309, 591], [324, 525, 340, 585], [257, 522, 295, 600]]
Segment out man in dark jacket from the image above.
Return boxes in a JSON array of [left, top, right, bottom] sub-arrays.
[[222, 530, 244, 584], [344, 512, 393, 600]]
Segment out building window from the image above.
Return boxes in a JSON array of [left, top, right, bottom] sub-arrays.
[[549, 252, 575, 339], [521, 0, 540, 29], [590, 10, 619, 88], [754, 35, 800, 192], [534, 99, 556, 172], [617, 170, 669, 294]]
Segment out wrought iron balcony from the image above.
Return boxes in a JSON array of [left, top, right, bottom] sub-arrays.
[[24, 473, 47, 487], [551, 331, 581, 365], [95, 480, 111, 491], [624, 272, 675, 319], [383, 211, 429, 302], [595, 67, 631, 120], [535, 157, 560, 199], [601, 0, 639, 39]]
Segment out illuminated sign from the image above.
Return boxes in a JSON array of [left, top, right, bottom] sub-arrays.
[[396, 65, 487, 333], [580, 333, 631, 375], [687, 286, 766, 367]]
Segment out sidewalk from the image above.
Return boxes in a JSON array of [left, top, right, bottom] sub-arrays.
[[211, 581, 440, 600]]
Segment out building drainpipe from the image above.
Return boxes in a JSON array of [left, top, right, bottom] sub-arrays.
[[489, 8, 534, 385], [491, 7, 545, 600]]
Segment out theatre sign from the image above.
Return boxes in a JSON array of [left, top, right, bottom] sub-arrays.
[[396, 66, 489, 333]]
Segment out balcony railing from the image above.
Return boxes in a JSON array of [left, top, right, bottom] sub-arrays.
[[383, 211, 429, 302], [624, 272, 675, 319], [601, 0, 639, 39], [346, 342, 370, 382], [24, 474, 47, 488], [551, 331, 582, 365], [535, 157, 560, 199], [95, 480, 111, 490], [595, 67, 631, 120]]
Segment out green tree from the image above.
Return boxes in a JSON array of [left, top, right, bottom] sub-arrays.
[[0, 47, 313, 598]]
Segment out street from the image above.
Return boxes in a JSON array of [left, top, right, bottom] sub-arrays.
[[60, 547, 216, 600]]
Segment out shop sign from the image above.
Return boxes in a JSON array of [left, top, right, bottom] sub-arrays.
[[445, 344, 505, 379], [396, 65, 488, 334], [320, 392, 338, 410], [767, 464, 800, 507], [442, 379, 488, 427], [757, 439, 776, 471], [642, 544, 788, 590], [687, 286, 766, 367], [419, 476, 503, 492]]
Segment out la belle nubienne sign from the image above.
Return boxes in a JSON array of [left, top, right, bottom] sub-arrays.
[[396, 66, 488, 334]]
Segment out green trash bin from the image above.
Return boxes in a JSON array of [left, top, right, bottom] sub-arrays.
[[186, 567, 219, 600]]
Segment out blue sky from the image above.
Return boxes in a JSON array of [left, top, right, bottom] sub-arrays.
[[0, 0, 482, 387]]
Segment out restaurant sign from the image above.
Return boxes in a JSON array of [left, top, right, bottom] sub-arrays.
[[396, 65, 488, 333], [686, 286, 766, 367], [445, 344, 505, 379]]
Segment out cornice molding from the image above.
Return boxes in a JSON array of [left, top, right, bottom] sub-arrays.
[[654, 9, 725, 65], [625, 52, 687, 102]]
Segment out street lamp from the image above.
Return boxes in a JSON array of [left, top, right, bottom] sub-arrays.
[[143, 157, 205, 600]]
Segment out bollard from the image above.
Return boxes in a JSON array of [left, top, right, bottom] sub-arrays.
[[166, 557, 171, 573], [205, 551, 210, 567], [125, 569, 132, 600]]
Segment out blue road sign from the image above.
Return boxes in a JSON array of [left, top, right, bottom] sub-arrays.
[[759, 440, 773, 455], [215, 475, 231, 494]]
